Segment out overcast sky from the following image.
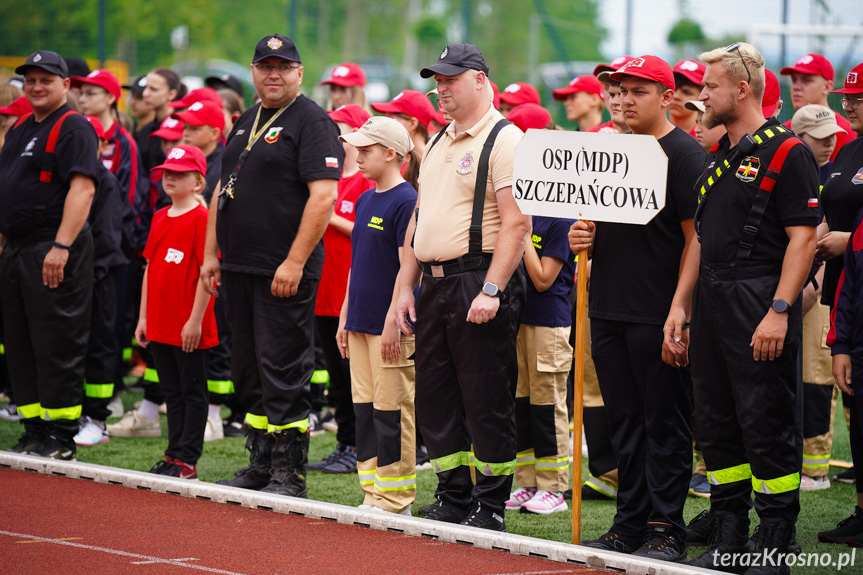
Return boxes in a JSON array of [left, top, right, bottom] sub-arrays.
[[598, 0, 863, 72]]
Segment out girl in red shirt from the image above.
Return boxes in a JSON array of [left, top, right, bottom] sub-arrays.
[[135, 145, 217, 479]]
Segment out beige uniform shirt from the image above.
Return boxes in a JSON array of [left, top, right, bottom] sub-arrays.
[[413, 105, 523, 262]]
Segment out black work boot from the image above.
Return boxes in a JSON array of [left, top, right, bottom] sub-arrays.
[[260, 428, 309, 498], [687, 511, 750, 573], [9, 417, 48, 454], [32, 419, 78, 460], [217, 426, 273, 490], [742, 519, 794, 575], [686, 510, 717, 547]]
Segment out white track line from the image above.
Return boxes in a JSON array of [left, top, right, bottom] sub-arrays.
[[0, 530, 245, 575]]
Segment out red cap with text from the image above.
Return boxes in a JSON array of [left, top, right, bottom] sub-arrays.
[[321, 62, 367, 88], [372, 90, 437, 127], [609, 55, 675, 91], [172, 100, 225, 130], [762, 70, 781, 118], [832, 63, 863, 95], [0, 95, 33, 117], [329, 104, 372, 129], [673, 59, 706, 86], [553, 75, 603, 101], [83, 115, 106, 140], [593, 54, 634, 77], [507, 103, 552, 132], [170, 87, 223, 109], [499, 82, 541, 107], [780, 53, 834, 82], [150, 116, 184, 141], [151, 144, 207, 175], [71, 69, 122, 101]]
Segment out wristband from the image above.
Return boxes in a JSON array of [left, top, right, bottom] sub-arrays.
[[52, 241, 71, 251], [683, 322, 691, 329]]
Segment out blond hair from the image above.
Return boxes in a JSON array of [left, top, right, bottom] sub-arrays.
[[700, 43, 765, 102], [193, 172, 208, 208]]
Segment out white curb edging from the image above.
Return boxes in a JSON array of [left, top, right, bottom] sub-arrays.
[[0, 452, 722, 575]]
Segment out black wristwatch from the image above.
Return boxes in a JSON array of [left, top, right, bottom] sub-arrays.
[[771, 299, 789, 313], [481, 282, 500, 298]]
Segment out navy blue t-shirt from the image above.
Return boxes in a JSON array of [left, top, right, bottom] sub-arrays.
[[345, 181, 418, 335], [522, 215, 576, 327]]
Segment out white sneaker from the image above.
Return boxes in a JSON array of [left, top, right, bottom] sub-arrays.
[[74, 416, 110, 446], [520, 490, 568, 515], [800, 475, 831, 491], [106, 410, 161, 437], [107, 397, 124, 418], [204, 414, 224, 442], [367, 504, 413, 516], [0, 404, 20, 421], [132, 401, 167, 415], [505, 486, 537, 510]]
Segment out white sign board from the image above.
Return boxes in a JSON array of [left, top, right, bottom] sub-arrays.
[[513, 130, 668, 225]]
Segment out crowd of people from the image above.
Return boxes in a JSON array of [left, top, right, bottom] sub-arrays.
[[0, 31, 862, 575]]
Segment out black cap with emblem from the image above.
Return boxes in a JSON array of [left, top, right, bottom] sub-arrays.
[[253, 34, 301, 64], [16, 50, 69, 78], [420, 43, 489, 79], [205, 73, 245, 98]]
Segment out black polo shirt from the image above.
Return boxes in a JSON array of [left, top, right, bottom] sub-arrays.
[[698, 118, 821, 265], [0, 104, 99, 240], [589, 126, 705, 325], [216, 95, 344, 277], [821, 137, 863, 307]]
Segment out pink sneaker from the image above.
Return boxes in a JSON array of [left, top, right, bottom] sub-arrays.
[[505, 486, 537, 510], [521, 490, 568, 514]]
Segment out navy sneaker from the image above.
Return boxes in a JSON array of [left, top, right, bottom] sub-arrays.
[[460, 503, 506, 532]]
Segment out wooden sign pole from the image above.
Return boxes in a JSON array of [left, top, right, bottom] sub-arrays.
[[571, 244, 588, 545]]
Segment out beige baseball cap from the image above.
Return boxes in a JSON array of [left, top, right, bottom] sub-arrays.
[[339, 116, 414, 157], [791, 104, 847, 139], [684, 100, 706, 113]]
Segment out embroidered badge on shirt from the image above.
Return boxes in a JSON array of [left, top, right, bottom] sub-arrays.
[[264, 127, 283, 144], [736, 156, 760, 182], [340, 200, 354, 214], [368, 216, 384, 230], [165, 248, 184, 264], [853, 167, 863, 186], [326, 156, 339, 168], [808, 198, 819, 207], [457, 152, 474, 176]]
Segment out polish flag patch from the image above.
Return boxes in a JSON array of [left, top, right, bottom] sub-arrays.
[[808, 198, 819, 208], [326, 156, 339, 168]]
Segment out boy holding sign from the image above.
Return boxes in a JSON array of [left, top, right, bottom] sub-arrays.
[[569, 55, 705, 562]]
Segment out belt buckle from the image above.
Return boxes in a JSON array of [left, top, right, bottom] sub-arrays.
[[431, 265, 444, 278]]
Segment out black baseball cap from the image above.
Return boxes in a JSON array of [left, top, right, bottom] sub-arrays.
[[122, 75, 147, 96], [65, 57, 91, 78], [420, 43, 489, 78], [16, 50, 68, 78], [253, 34, 301, 64], [205, 73, 244, 98]]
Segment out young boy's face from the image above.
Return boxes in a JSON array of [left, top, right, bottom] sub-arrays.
[[800, 132, 837, 167]]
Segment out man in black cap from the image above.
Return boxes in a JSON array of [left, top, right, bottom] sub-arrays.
[[202, 34, 343, 497], [0, 50, 99, 459], [394, 43, 529, 531]]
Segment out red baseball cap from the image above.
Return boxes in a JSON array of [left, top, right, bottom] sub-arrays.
[[490, 80, 500, 109], [71, 69, 122, 101], [507, 103, 551, 132], [329, 104, 371, 129], [553, 75, 603, 101], [499, 82, 541, 107], [833, 63, 863, 95], [150, 116, 184, 141], [593, 55, 634, 77], [83, 115, 106, 140], [172, 100, 225, 130], [609, 55, 675, 91], [321, 63, 366, 88], [780, 53, 834, 82], [151, 144, 207, 175], [170, 87, 223, 109], [372, 90, 438, 127], [0, 95, 33, 117], [673, 59, 706, 87], [762, 70, 781, 118]]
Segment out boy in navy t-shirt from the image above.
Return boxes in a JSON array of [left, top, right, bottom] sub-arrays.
[[506, 215, 575, 515]]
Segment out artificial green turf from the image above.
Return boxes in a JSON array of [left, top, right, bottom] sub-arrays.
[[1, 392, 859, 574]]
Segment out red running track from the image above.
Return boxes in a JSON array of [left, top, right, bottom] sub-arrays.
[[0, 468, 616, 575]]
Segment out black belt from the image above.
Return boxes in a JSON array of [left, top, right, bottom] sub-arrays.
[[7, 227, 89, 247], [417, 253, 493, 278]]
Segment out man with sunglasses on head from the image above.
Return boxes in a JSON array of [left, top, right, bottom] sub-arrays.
[[664, 43, 819, 574], [200, 34, 344, 498]]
